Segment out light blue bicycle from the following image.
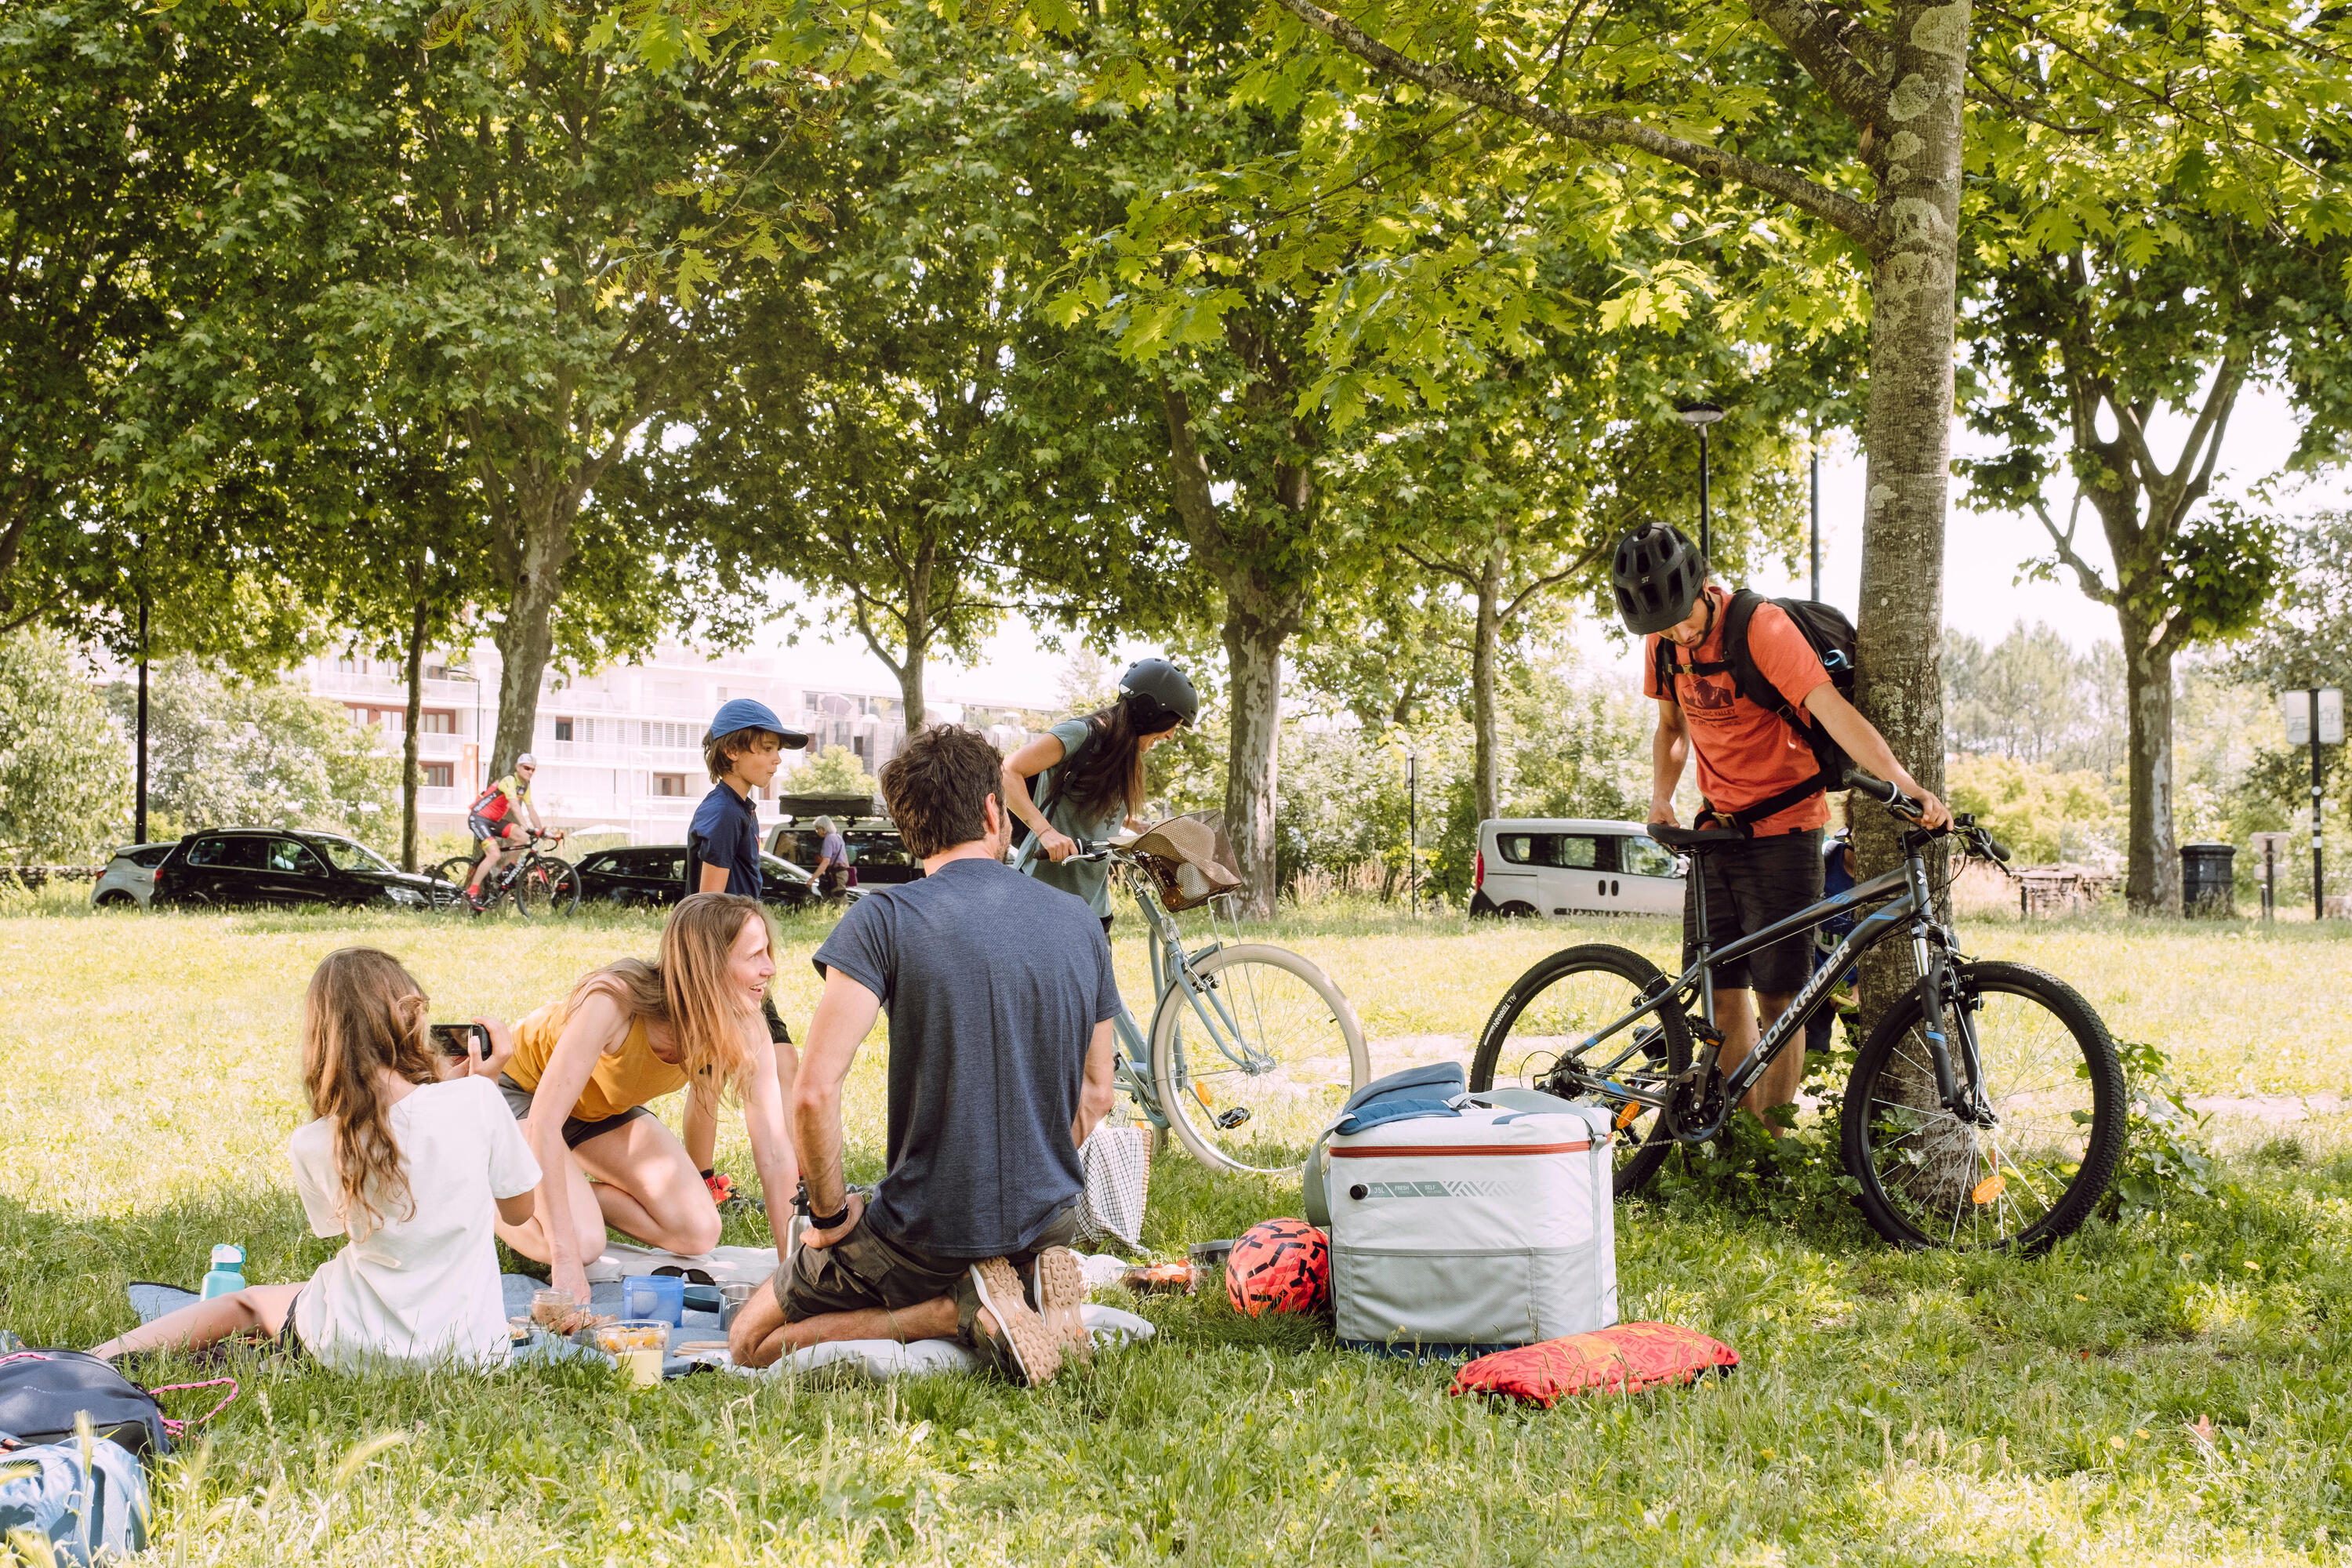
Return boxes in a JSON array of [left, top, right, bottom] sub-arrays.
[[1017, 833, 1369, 1176]]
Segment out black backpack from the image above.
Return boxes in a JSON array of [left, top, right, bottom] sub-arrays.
[[1652, 590, 1859, 831], [0, 1352, 170, 1460]]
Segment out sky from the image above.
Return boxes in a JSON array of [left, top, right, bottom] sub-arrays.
[[753, 384, 2345, 710]]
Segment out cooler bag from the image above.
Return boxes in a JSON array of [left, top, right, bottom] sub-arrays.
[[1327, 1102, 1617, 1354]]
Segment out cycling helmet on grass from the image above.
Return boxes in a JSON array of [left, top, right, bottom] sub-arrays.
[[1612, 523, 1706, 635]]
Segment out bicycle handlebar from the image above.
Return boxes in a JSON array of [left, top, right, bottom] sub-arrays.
[[1844, 773, 2010, 864]]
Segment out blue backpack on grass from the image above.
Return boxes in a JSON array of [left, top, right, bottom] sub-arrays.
[[0, 1347, 183, 1563], [0, 1430, 151, 1564]]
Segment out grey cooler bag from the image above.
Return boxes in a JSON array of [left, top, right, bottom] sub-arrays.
[[1326, 1099, 1617, 1354]]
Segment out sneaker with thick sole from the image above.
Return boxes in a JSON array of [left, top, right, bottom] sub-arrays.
[[1031, 1247, 1091, 1366], [968, 1258, 1059, 1388]]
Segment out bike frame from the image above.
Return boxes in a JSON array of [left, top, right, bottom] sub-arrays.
[[1567, 832, 1991, 1141], [1010, 838, 1269, 1128]]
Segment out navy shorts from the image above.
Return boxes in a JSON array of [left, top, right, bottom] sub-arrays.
[[1682, 828, 1825, 995]]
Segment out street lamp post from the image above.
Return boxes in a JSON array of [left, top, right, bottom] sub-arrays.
[[1676, 404, 1726, 561], [1406, 750, 1420, 918], [1809, 429, 1822, 601], [134, 587, 149, 845]]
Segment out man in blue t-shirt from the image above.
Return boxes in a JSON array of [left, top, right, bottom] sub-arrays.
[[725, 724, 1120, 1387], [686, 698, 809, 900]]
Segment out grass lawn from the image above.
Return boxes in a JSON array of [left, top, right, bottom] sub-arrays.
[[3, 895, 2350, 1564]]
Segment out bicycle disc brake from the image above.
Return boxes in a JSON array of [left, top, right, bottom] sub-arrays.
[[1668, 1015, 1728, 1141]]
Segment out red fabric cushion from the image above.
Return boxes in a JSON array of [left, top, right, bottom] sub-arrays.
[[1450, 1323, 1739, 1406]]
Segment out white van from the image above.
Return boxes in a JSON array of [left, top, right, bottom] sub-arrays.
[[1469, 818, 1685, 919]]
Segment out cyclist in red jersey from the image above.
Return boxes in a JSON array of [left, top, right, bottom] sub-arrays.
[[464, 753, 557, 906]]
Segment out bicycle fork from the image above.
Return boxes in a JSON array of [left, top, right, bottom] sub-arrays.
[[1910, 924, 1996, 1127]]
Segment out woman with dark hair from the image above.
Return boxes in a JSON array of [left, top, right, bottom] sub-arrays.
[[1003, 658, 1199, 927]]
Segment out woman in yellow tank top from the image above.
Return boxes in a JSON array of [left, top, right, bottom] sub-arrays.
[[484, 892, 800, 1307]]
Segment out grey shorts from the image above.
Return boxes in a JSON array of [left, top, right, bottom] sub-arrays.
[[1683, 829, 1824, 995], [496, 1073, 652, 1150]]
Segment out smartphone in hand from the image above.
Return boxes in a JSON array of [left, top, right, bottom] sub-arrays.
[[431, 1022, 490, 1061]]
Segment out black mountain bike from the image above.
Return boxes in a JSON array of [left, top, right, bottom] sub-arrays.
[[1471, 776, 2125, 1251]]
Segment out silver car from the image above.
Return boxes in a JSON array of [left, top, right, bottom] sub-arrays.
[[90, 842, 177, 909]]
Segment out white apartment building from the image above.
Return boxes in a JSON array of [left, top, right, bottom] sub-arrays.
[[298, 642, 1046, 843]]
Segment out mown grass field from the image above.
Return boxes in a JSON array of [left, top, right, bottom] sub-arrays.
[[2, 894, 2350, 1565]]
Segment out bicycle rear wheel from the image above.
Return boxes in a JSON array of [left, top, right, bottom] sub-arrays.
[[430, 855, 477, 887], [1149, 944, 1368, 1176], [1470, 945, 1692, 1196], [1841, 960, 2124, 1251]]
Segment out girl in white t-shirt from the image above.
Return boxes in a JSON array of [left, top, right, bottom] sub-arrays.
[[96, 948, 541, 1370]]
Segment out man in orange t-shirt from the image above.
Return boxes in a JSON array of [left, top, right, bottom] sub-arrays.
[[1614, 523, 1947, 1119]]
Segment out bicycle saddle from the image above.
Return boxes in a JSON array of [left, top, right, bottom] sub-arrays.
[[1647, 823, 1746, 851]]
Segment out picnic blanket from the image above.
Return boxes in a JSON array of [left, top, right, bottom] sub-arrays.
[[127, 1279, 1155, 1383], [736, 1304, 1156, 1384]]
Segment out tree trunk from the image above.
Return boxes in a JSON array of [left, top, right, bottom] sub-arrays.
[[488, 488, 578, 778], [1850, 1, 1969, 1165], [1224, 606, 1285, 919], [895, 539, 932, 739], [1470, 539, 1504, 823], [2122, 623, 2177, 913], [402, 594, 426, 872], [1852, 0, 1968, 993], [1158, 382, 1311, 916]]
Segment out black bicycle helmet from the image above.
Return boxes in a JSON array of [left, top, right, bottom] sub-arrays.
[[1119, 657, 1198, 731], [1611, 523, 1706, 635]]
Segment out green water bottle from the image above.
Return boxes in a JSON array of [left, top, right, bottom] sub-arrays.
[[200, 1243, 245, 1300]]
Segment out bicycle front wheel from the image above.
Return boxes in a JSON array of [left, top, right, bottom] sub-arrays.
[[1470, 944, 1692, 1197], [514, 857, 577, 917], [534, 858, 581, 916], [1841, 960, 2124, 1251], [1149, 943, 1369, 1176]]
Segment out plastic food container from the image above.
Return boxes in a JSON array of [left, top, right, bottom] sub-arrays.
[[595, 1320, 670, 1387], [621, 1275, 686, 1327]]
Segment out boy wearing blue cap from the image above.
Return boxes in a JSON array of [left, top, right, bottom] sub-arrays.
[[688, 698, 811, 899]]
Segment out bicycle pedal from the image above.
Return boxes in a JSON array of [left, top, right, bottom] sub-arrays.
[[1214, 1107, 1252, 1130]]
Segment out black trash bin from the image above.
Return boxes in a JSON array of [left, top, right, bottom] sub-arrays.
[[2181, 842, 2237, 917]]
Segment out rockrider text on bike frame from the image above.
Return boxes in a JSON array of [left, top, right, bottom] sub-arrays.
[[1612, 523, 1950, 1122]]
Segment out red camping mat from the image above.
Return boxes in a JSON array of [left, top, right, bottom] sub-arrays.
[[1451, 1323, 1739, 1406]]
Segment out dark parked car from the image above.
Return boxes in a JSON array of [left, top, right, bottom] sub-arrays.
[[151, 829, 451, 909], [765, 820, 920, 887], [569, 846, 843, 911]]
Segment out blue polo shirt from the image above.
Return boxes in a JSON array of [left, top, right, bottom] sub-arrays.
[[687, 782, 762, 898]]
